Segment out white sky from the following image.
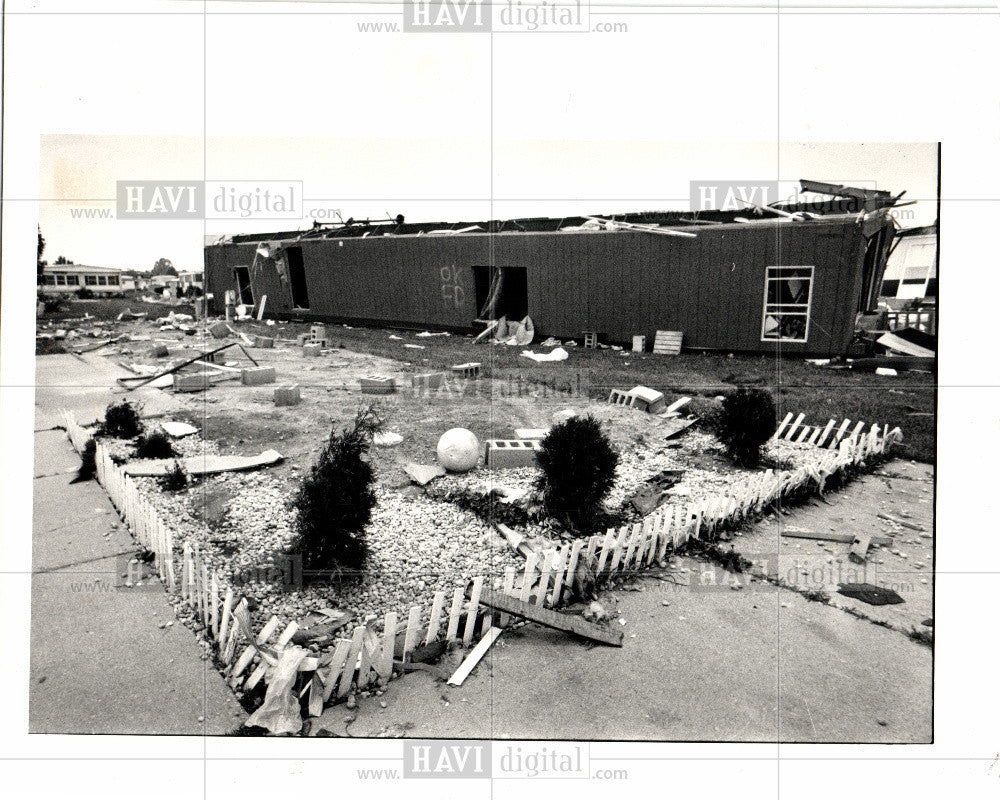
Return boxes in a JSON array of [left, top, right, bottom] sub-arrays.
[[38, 137, 937, 271]]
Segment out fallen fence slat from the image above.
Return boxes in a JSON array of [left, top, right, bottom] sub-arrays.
[[447, 627, 503, 687]]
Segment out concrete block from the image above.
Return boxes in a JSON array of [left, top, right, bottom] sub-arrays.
[[412, 371, 446, 391], [241, 366, 276, 386], [297, 333, 311, 346], [485, 439, 541, 469], [310, 324, 327, 342], [451, 362, 482, 379], [361, 376, 396, 395], [632, 335, 646, 353], [253, 335, 275, 348], [173, 372, 211, 393], [150, 344, 170, 358], [302, 343, 323, 357], [274, 385, 301, 406], [208, 320, 230, 338], [515, 428, 550, 440]]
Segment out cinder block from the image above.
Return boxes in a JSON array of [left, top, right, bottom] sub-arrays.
[[485, 439, 541, 469], [241, 366, 276, 385], [302, 343, 323, 357], [274, 385, 301, 406], [552, 408, 577, 424], [150, 344, 170, 358], [173, 372, 211, 393], [208, 320, 230, 338], [583, 331, 598, 349], [297, 333, 311, 346], [253, 335, 275, 348], [515, 428, 550, 440], [451, 362, 481, 379], [310, 324, 327, 342], [632, 335, 646, 353], [412, 371, 446, 391], [361, 376, 395, 395]]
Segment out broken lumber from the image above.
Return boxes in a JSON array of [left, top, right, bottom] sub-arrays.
[[447, 627, 503, 686], [849, 533, 872, 563], [477, 588, 623, 646], [495, 523, 534, 558], [124, 449, 283, 477], [781, 530, 891, 546], [877, 512, 925, 532], [117, 342, 239, 391]]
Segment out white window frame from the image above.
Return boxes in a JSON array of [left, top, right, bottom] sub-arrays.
[[761, 265, 814, 343]]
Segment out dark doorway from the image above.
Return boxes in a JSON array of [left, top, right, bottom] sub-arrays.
[[285, 247, 310, 309], [234, 266, 254, 306], [472, 266, 528, 320]]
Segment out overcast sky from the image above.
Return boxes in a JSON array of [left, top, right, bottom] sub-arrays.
[[38, 137, 938, 271]]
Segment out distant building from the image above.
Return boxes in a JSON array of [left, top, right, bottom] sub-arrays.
[[39, 264, 134, 293], [880, 224, 937, 307], [150, 269, 204, 293]]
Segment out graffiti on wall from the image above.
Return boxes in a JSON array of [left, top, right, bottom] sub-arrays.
[[440, 263, 466, 308]]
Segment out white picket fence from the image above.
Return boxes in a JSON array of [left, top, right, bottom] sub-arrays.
[[60, 407, 903, 715], [772, 411, 903, 451]]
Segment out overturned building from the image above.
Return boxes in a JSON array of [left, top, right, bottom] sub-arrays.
[[204, 181, 900, 356]]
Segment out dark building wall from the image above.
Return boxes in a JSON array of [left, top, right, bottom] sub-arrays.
[[205, 216, 872, 356]]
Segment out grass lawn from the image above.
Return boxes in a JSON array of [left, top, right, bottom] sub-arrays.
[[229, 321, 937, 464], [38, 296, 196, 322]]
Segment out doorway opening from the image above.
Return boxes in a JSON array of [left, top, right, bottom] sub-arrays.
[[234, 266, 254, 306], [285, 247, 310, 309], [472, 266, 528, 321]]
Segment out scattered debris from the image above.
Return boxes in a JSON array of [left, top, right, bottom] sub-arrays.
[[124, 449, 283, 477], [373, 431, 404, 447], [160, 421, 198, 438], [521, 347, 569, 362], [837, 583, 905, 606], [628, 469, 685, 515], [404, 463, 446, 486]]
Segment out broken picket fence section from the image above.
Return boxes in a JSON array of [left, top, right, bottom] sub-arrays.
[[60, 408, 902, 722]]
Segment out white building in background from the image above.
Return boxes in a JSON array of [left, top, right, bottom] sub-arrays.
[[149, 269, 204, 293], [880, 224, 937, 307], [39, 264, 135, 293]]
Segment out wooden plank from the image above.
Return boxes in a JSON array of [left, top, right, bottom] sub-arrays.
[[209, 573, 220, 639], [478, 589, 623, 647], [595, 528, 616, 576], [784, 413, 805, 441], [877, 512, 925, 532], [377, 612, 398, 680], [535, 552, 553, 606], [324, 638, 353, 701], [447, 628, 503, 687], [499, 566, 516, 626], [548, 544, 570, 606], [445, 587, 464, 642], [519, 551, 538, 603], [463, 577, 484, 645], [402, 605, 422, 657], [773, 412, 794, 439], [425, 591, 446, 645], [806, 426, 822, 446], [337, 627, 366, 698], [275, 621, 299, 648], [815, 419, 836, 447], [356, 628, 376, 689], [795, 425, 812, 443], [781, 529, 891, 546], [830, 418, 852, 447]]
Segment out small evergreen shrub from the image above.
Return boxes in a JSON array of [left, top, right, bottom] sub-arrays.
[[98, 400, 144, 439], [134, 431, 175, 459], [535, 415, 619, 533], [160, 461, 188, 492], [716, 387, 777, 467], [71, 438, 97, 484], [291, 406, 382, 577]]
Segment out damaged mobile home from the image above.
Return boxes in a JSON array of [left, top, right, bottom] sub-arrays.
[[204, 180, 904, 356]]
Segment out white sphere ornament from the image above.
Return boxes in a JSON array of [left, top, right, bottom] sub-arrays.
[[437, 428, 480, 472]]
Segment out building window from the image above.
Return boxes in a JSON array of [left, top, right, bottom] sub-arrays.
[[761, 266, 813, 343], [107, 275, 119, 286], [56, 275, 66, 285], [42, 275, 56, 285], [65, 275, 79, 285], [98, 276, 107, 285], [85, 275, 97, 285]]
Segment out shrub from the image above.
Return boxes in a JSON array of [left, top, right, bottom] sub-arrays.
[[291, 406, 382, 577], [160, 461, 188, 492], [535, 415, 619, 533], [135, 431, 175, 459], [70, 438, 97, 484], [97, 400, 144, 439], [75, 286, 96, 300], [716, 387, 777, 467]]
